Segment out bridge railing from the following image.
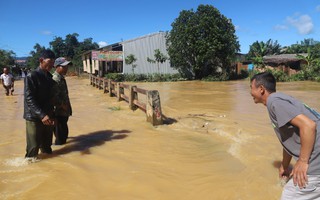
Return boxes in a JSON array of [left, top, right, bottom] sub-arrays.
[[89, 74, 163, 126]]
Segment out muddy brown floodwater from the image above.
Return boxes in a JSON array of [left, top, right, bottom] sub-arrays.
[[1, 76, 319, 200]]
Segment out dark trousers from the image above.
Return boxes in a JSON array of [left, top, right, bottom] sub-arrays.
[[54, 116, 69, 145], [3, 85, 13, 96], [25, 120, 53, 158]]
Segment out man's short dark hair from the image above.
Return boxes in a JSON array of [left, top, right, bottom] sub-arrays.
[[40, 49, 55, 59], [251, 72, 276, 93]]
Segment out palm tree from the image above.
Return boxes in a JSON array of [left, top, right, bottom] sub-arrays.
[[296, 48, 315, 68]]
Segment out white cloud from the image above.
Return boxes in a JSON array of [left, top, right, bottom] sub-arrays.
[[273, 24, 288, 31], [234, 25, 251, 33], [98, 41, 108, 48], [286, 14, 313, 35], [41, 30, 52, 35], [316, 5, 320, 12]]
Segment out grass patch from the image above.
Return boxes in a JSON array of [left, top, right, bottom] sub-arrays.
[[108, 106, 121, 111]]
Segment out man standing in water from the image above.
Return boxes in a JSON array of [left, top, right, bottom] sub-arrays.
[[24, 49, 56, 159], [250, 72, 320, 199], [0, 67, 14, 96], [52, 57, 72, 145]]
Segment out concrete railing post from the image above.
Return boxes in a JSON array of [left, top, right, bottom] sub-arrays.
[[102, 78, 106, 93], [146, 90, 163, 126], [129, 86, 138, 110], [108, 80, 112, 97], [117, 83, 122, 101]]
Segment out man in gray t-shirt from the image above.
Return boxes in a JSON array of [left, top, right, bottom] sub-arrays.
[[250, 72, 320, 200]]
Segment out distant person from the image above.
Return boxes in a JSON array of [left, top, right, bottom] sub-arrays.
[[23, 49, 56, 159], [52, 57, 72, 145], [19, 68, 23, 78], [21, 68, 26, 78], [23, 68, 28, 77], [0, 67, 15, 96], [250, 72, 320, 199]]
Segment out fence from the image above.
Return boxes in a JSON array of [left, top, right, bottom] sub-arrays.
[[89, 74, 163, 126]]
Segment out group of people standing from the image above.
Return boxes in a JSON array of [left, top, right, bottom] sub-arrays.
[[23, 49, 72, 158]]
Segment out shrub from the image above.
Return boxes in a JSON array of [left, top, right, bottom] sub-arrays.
[[105, 73, 185, 82], [105, 73, 125, 82]]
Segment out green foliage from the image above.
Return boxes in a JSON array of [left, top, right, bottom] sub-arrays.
[[166, 4, 240, 79], [26, 33, 99, 73], [249, 69, 288, 82], [229, 69, 249, 80], [296, 48, 317, 68], [122, 73, 147, 82], [147, 49, 168, 73], [267, 69, 289, 82], [125, 54, 137, 73], [314, 76, 320, 82], [105, 73, 185, 82], [50, 36, 66, 57], [105, 73, 125, 82], [0, 49, 15, 71], [26, 44, 46, 69], [289, 72, 306, 81], [202, 74, 228, 81], [108, 106, 121, 111], [50, 34, 98, 75], [282, 39, 319, 54], [246, 39, 281, 67]]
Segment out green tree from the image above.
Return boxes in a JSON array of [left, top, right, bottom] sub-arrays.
[[125, 54, 137, 73], [0, 49, 15, 70], [296, 48, 314, 67], [282, 38, 319, 54], [50, 36, 66, 57], [45, 34, 99, 75], [297, 47, 320, 78], [147, 49, 168, 73], [166, 4, 240, 79], [72, 37, 99, 74], [26, 43, 46, 69], [80, 38, 99, 51], [247, 39, 281, 67], [64, 33, 79, 58]]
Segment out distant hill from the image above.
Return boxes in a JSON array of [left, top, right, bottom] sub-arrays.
[[16, 57, 28, 60], [15, 57, 27, 66]]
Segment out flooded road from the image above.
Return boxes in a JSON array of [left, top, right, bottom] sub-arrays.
[[1, 76, 319, 200]]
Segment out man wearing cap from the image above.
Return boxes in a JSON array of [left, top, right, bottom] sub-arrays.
[[52, 57, 72, 145]]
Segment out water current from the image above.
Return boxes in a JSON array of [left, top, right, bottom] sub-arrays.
[[1, 77, 319, 200]]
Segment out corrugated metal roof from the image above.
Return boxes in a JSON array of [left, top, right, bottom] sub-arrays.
[[120, 32, 167, 44], [263, 53, 308, 63]]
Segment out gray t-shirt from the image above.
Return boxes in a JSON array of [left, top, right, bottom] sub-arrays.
[[267, 92, 320, 175]]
